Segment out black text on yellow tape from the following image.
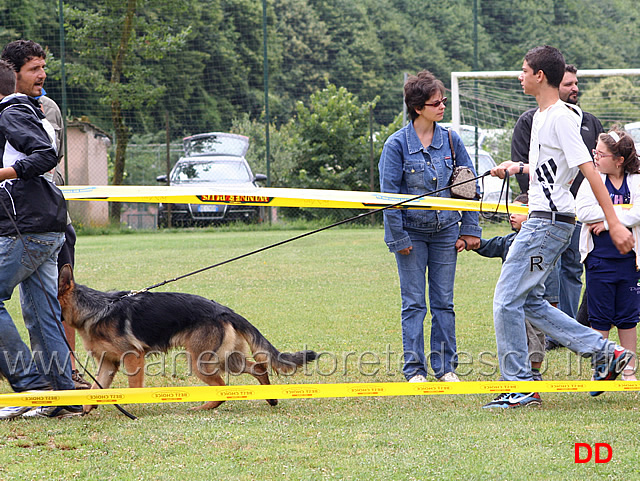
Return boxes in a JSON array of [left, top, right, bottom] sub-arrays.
[[1, 381, 638, 407]]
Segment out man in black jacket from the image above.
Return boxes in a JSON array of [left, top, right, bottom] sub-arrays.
[[2, 40, 90, 389], [0, 59, 81, 419]]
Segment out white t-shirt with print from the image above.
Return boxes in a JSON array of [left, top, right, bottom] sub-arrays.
[[528, 99, 592, 214]]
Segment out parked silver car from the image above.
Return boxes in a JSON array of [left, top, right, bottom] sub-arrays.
[[466, 147, 512, 204], [156, 133, 266, 227], [625, 122, 640, 150], [439, 122, 487, 149]]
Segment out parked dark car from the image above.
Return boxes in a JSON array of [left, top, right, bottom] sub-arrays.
[[156, 133, 267, 227]]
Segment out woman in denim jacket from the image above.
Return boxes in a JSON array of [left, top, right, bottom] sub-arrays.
[[379, 70, 481, 383]]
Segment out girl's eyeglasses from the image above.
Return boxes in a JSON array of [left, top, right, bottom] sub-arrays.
[[592, 149, 614, 159]]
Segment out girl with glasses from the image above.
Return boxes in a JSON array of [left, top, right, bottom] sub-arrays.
[[577, 129, 640, 382]]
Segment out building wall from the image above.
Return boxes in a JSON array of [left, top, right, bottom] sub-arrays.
[[59, 121, 110, 227]]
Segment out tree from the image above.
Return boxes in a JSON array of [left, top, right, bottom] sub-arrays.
[[580, 77, 640, 128], [230, 113, 299, 189], [64, 0, 189, 221], [0, 0, 53, 46], [282, 84, 378, 220], [270, 0, 331, 123]]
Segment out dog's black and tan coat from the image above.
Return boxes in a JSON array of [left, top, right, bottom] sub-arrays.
[[58, 265, 317, 413]]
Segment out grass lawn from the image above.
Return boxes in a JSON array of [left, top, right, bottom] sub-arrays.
[[1, 220, 638, 480]]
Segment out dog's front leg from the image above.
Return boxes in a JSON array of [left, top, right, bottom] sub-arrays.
[[84, 357, 120, 414], [122, 351, 145, 388]]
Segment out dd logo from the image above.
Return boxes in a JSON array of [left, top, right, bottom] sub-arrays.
[[574, 443, 613, 463]]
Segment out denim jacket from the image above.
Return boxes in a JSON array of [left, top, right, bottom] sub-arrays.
[[475, 231, 516, 263], [379, 121, 481, 252]]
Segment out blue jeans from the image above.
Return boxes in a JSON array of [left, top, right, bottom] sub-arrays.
[[544, 222, 583, 346], [543, 222, 582, 309], [557, 222, 583, 318], [543, 263, 559, 304], [394, 224, 459, 379], [493, 218, 613, 381], [0, 232, 74, 392]]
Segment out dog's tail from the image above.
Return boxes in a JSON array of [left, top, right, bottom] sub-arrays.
[[227, 311, 317, 375]]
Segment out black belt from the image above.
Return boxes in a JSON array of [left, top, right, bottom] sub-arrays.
[[528, 211, 576, 225]]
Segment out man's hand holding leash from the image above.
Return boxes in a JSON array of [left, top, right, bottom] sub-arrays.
[[490, 160, 527, 179]]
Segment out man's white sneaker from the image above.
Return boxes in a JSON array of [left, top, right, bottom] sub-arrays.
[[0, 405, 34, 420], [0, 390, 51, 419], [408, 374, 428, 383], [437, 372, 460, 382]]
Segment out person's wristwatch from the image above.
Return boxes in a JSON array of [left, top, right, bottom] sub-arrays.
[[518, 162, 524, 175]]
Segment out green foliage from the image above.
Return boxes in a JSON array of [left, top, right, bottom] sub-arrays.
[[275, 84, 379, 220], [580, 77, 640, 129], [0, 0, 57, 47], [230, 113, 298, 187], [63, 0, 191, 125], [269, 0, 331, 123], [288, 84, 378, 191], [62, 0, 190, 221], [6, 0, 640, 213], [123, 133, 183, 186]]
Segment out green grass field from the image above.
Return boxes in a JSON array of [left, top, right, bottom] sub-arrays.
[[1, 221, 638, 480]]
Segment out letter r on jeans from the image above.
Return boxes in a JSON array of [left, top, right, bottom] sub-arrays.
[[530, 255, 543, 271]]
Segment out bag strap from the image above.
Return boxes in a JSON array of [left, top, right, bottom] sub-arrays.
[[448, 129, 457, 167]]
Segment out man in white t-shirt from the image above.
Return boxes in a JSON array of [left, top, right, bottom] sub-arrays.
[[482, 45, 634, 409]]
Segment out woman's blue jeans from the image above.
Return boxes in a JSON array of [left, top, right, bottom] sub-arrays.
[[394, 224, 459, 379], [0, 232, 74, 392]]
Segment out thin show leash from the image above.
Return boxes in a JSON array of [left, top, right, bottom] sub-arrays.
[[125, 170, 505, 298], [0, 194, 137, 420], [479, 170, 511, 221], [0, 169, 507, 420]]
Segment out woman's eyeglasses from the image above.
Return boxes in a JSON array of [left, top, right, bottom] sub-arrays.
[[423, 97, 447, 108]]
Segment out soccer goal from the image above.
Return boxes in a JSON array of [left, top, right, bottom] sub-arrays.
[[450, 68, 640, 166]]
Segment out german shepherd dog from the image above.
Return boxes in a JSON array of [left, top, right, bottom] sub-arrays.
[[57, 265, 317, 413]]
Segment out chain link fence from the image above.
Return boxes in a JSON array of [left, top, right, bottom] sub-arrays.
[[1, 1, 401, 228], [4, 2, 640, 228]]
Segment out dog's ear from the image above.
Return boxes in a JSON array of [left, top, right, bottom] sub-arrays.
[[58, 263, 75, 296]]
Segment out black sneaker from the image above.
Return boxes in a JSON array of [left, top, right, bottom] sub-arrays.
[[482, 392, 542, 409], [545, 337, 562, 351], [22, 405, 83, 418], [590, 346, 634, 397]]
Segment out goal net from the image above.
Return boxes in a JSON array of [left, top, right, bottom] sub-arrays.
[[450, 69, 640, 187]]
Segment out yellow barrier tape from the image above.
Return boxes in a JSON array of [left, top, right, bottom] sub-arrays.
[[1, 381, 637, 407], [60, 185, 529, 215]]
